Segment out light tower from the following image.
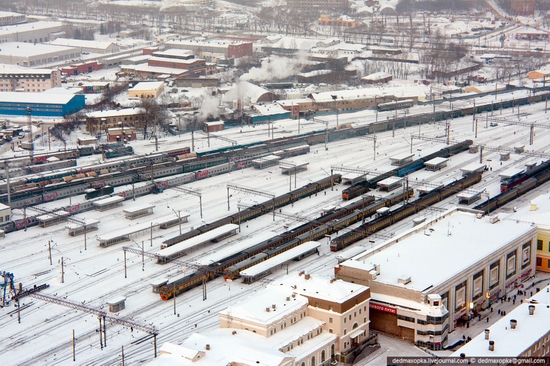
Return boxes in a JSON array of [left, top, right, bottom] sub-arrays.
[[26, 107, 33, 163]]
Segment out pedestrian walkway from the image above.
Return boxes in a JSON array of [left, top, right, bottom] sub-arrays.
[[439, 274, 550, 356]]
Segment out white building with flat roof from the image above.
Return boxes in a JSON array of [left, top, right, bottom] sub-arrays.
[[0, 21, 65, 43], [0, 42, 79, 67], [451, 285, 550, 357], [335, 207, 538, 350], [49, 38, 119, 54], [0, 11, 26, 26]]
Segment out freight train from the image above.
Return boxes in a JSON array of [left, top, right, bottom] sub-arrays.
[[341, 139, 473, 200], [158, 188, 414, 300], [330, 171, 483, 251]]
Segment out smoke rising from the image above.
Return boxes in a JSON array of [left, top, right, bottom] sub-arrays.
[[240, 53, 308, 82]]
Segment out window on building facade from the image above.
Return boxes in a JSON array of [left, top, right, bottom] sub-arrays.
[[329, 317, 333, 323], [537, 240, 543, 250], [343, 329, 347, 335], [537, 257, 542, 266]]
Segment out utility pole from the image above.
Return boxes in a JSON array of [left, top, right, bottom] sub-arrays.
[[48, 240, 52, 265], [26, 107, 33, 164], [4, 161, 10, 206], [173, 284, 176, 315], [61, 257, 64, 284], [72, 329, 76, 362]]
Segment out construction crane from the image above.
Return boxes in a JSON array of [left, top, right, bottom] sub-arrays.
[[1, 271, 15, 306]]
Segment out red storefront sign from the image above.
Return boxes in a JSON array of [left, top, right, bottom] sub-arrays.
[[370, 303, 397, 314]]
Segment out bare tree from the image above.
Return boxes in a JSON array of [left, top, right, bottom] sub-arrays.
[[138, 97, 170, 140]]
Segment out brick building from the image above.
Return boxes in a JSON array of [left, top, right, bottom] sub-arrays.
[[511, 0, 535, 16], [85, 108, 146, 134], [0, 66, 61, 92], [147, 57, 206, 77], [61, 61, 103, 76]]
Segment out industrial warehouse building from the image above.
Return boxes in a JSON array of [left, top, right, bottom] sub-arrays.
[[0, 11, 26, 26], [164, 38, 253, 59], [0, 21, 64, 43], [0, 42, 80, 67], [334, 207, 537, 350], [0, 92, 85, 117]]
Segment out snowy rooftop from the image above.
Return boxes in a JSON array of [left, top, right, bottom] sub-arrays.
[[87, 108, 145, 118], [148, 56, 201, 65], [241, 242, 320, 277], [0, 21, 63, 35], [506, 193, 550, 230], [153, 320, 336, 366], [254, 103, 288, 116], [425, 157, 448, 166], [0, 91, 78, 104], [461, 163, 486, 173], [451, 285, 550, 357], [276, 271, 369, 304], [130, 81, 164, 90], [0, 64, 56, 74], [125, 64, 188, 76], [219, 285, 308, 325], [0, 11, 24, 17], [343, 209, 536, 292], [50, 38, 115, 50], [153, 49, 194, 58], [362, 71, 393, 81], [156, 224, 238, 257], [276, 98, 312, 106], [0, 42, 76, 57], [310, 85, 427, 103]]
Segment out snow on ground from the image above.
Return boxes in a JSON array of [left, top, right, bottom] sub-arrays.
[[2, 93, 550, 365]]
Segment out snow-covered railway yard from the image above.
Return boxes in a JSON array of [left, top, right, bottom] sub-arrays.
[[2, 99, 550, 365]]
